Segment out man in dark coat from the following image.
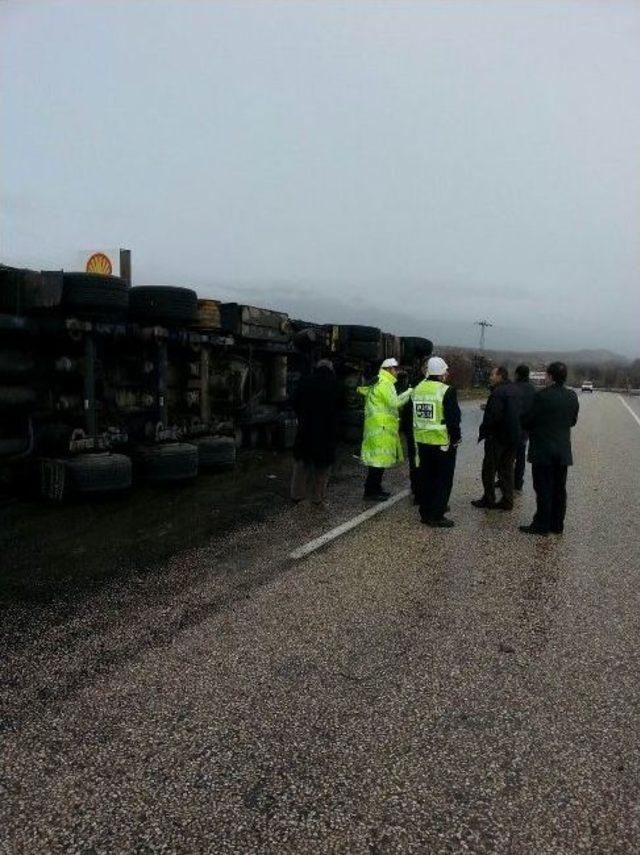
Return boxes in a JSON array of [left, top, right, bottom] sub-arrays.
[[472, 366, 522, 511], [520, 361, 579, 536], [514, 364, 536, 491], [290, 359, 340, 505]]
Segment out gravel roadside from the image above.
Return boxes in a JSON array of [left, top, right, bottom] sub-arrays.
[[1, 394, 639, 853]]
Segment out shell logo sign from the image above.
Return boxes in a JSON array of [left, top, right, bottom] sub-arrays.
[[86, 252, 113, 275], [78, 248, 122, 277]]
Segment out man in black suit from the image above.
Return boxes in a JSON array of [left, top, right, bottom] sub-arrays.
[[514, 364, 536, 491], [520, 361, 579, 536]]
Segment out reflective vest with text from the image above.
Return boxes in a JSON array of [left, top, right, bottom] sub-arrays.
[[412, 380, 450, 446]]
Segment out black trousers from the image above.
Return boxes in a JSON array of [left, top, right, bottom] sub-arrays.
[[405, 430, 419, 497], [532, 461, 568, 533], [364, 466, 384, 496], [482, 439, 516, 507], [514, 434, 528, 490], [417, 444, 457, 522]]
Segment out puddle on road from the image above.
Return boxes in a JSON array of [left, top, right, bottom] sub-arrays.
[[0, 450, 297, 601]]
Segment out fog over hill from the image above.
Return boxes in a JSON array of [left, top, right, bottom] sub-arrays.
[[205, 280, 637, 360]]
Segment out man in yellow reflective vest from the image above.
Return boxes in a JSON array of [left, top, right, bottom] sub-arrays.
[[410, 356, 461, 527], [358, 357, 411, 501]]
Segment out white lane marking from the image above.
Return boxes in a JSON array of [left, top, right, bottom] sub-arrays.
[[618, 395, 640, 430], [289, 488, 411, 560]]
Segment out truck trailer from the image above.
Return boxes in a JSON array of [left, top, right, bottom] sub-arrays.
[[0, 264, 432, 500]]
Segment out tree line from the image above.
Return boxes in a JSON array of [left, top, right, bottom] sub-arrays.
[[438, 349, 640, 390]]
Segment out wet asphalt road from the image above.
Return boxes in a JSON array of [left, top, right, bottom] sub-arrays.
[[1, 392, 640, 853]]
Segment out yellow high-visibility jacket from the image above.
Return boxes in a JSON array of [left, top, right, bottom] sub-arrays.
[[357, 369, 411, 468]]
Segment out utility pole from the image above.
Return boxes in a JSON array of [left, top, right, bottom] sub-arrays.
[[119, 248, 131, 287], [475, 319, 493, 351]]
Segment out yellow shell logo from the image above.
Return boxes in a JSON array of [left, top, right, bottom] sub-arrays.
[[86, 252, 112, 275]]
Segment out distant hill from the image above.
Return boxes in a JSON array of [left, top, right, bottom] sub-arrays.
[[440, 345, 628, 368]]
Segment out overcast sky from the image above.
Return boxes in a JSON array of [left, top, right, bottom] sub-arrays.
[[2, 0, 639, 354]]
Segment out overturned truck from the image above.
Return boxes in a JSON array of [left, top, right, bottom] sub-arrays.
[[0, 264, 432, 500]]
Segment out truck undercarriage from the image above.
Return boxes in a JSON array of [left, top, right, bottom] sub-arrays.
[[0, 264, 432, 501]]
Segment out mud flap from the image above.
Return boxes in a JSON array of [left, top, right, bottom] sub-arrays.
[[40, 458, 67, 502]]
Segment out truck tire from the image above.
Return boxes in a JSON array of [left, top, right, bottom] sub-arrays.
[[342, 325, 380, 343], [348, 340, 382, 360], [65, 453, 132, 494], [192, 435, 236, 468], [0, 266, 32, 313], [62, 273, 129, 315], [130, 287, 198, 325], [0, 266, 63, 314], [0, 385, 37, 412], [134, 442, 198, 483], [401, 337, 433, 361]]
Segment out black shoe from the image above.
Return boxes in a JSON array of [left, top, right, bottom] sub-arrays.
[[550, 527, 564, 535], [423, 517, 455, 528], [494, 500, 513, 511], [519, 524, 548, 537], [471, 498, 495, 509], [364, 492, 389, 502], [413, 496, 420, 506]]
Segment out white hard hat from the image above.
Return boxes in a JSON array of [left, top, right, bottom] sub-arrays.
[[427, 356, 448, 376], [381, 358, 399, 369]]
